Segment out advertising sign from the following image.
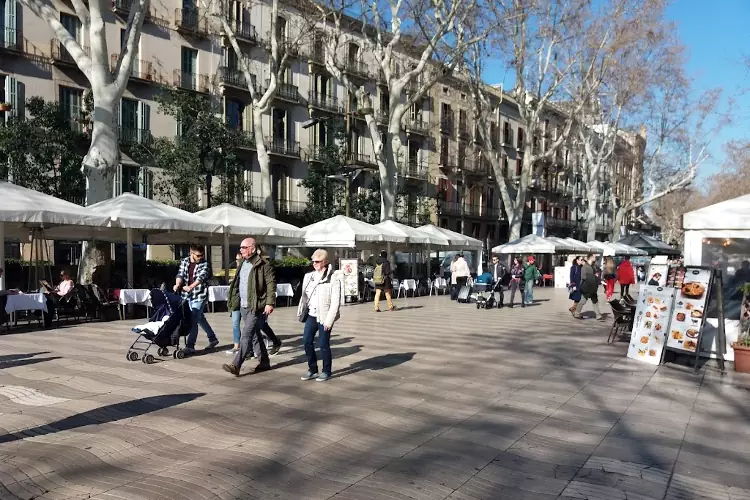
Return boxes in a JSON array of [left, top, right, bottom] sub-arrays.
[[340, 259, 359, 301], [666, 267, 713, 353], [627, 285, 676, 365]]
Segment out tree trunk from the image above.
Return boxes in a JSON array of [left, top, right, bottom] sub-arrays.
[[380, 129, 400, 221], [78, 90, 118, 285], [586, 185, 599, 242], [610, 206, 627, 242], [253, 110, 275, 218]]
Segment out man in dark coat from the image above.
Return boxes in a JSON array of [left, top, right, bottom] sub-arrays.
[[373, 250, 396, 312], [489, 255, 505, 307], [574, 253, 605, 321]]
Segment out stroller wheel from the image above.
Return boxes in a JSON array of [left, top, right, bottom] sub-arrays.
[[476, 303, 481, 309], [127, 351, 139, 362], [175, 350, 186, 360], [157, 347, 169, 357], [143, 354, 155, 364]]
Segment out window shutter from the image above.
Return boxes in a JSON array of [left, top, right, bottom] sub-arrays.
[[242, 104, 252, 135], [114, 164, 122, 196], [5, 1, 17, 47], [4, 76, 16, 123], [137, 101, 150, 143]]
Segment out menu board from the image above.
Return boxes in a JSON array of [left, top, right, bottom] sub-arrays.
[[666, 266, 686, 288], [666, 267, 712, 353], [627, 285, 676, 365], [340, 259, 359, 300], [647, 264, 668, 287]]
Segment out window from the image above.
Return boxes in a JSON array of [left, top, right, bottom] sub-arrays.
[[440, 137, 449, 164], [59, 86, 83, 130], [276, 16, 286, 40], [3, 0, 18, 49], [2, 76, 24, 122], [380, 89, 389, 114], [180, 47, 198, 88], [440, 103, 452, 132], [225, 98, 243, 129], [114, 164, 152, 198], [272, 108, 289, 145], [60, 13, 81, 41], [515, 158, 522, 176], [517, 127, 524, 149], [347, 43, 359, 63], [118, 98, 150, 144]]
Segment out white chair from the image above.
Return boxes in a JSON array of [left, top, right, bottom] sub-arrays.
[[430, 277, 448, 295], [397, 279, 418, 298]]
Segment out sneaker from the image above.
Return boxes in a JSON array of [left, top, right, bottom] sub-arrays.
[[222, 364, 240, 377], [269, 341, 282, 356], [301, 371, 318, 381], [253, 363, 271, 374], [316, 373, 331, 382], [207, 339, 220, 350], [226, 347, 238, 355]]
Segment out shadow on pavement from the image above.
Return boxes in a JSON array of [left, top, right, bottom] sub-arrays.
[[333, 352, 416, 378], [0, 352, 61, 370]]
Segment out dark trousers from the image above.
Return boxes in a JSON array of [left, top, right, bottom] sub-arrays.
[[509, 279, 525, 305], [303, 315, 332, 375], [261, 319, 280, 345], [620, 284, 630, 297], [452, 276, 468, 300], [232, 308, 269, 368]]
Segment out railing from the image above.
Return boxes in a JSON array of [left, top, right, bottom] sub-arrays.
[[1, 28, 22, 51], [308, 46, 325, 64], [267, 139, 300, 157], [406, 118, 430, 136], [110, 55, 153, 81], [276, 199, 306, 216], [308, 92, 342, 113], [173, 70, 209, 92], [226, 19, 257, 44], [118, 126, 153, 146], [307, 145, 334, 162], [348, 152, 375, 166], [345, 59, 369, 78], [266, 32, 298, 57], [547, 217, 576, 229], [403, 160, 428, 179], [440, 154, 457, 168], [51, 39, 89, 65], [270, 82, 299, 101], [112, 0, 133, 13], [218, 66, 248, 88], [175, 8, 210, 36], [376, 109, 389, 124], [234, 128, 255, 148]]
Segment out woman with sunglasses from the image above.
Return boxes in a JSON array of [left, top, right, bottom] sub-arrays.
[[297, 249, 343, 382]]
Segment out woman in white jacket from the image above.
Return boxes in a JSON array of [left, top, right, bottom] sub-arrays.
[[297, 249, 343, 382]]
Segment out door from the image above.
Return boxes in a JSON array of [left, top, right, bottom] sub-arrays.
[[181, 47, 197, 89]]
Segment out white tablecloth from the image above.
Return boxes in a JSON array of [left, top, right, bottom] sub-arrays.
[[119, 289, 152, 306], [5, 293, 47, 314], [209, 286, 230, 302], [276, 283, 294, 298]]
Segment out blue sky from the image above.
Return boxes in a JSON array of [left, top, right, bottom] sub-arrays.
[[481, 0, 749, 181]]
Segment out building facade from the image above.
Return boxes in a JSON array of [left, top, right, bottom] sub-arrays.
[[1, 0, 644, 262]]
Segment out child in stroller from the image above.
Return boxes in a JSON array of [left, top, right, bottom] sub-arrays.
[[127, 289, 191, 364], [474, 272, 495, 309]]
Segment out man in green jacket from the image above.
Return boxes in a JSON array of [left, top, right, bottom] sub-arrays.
[[223, 237, 276, 376], [523, 256, 541, 304]]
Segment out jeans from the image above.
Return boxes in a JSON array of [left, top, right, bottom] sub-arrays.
[[232, 310, 279, 346], [524, 281, 535, 303], [509, 279, 524, 305], [303, 315, 332, 375], [232, 307, 268, 368], [187, 299, 217, 349]]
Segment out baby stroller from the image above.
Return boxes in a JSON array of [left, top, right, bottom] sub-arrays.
[[474, 273, 496, 309], [126, 289, 191, 364]]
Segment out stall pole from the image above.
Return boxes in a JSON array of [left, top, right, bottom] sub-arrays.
[[223, 231, 230, 285], [0, 222, 5, 291], [713, 269, 727, 375], [126, 228, 134, 288]]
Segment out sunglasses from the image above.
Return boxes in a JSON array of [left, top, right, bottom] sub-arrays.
[[312, 260, 327, 264], [240, 246, 253, 250]]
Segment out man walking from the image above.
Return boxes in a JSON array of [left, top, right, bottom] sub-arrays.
[[489, 254, 505, 307], [222, 237, 276, 376], [175, 244, 219, 355], [574, 253, 605, 321]]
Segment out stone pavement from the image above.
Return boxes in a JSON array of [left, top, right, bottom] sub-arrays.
[[1, 287, 749, 500]]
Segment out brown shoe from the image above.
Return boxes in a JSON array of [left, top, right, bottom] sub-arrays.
[[223, 364, 240, 377]]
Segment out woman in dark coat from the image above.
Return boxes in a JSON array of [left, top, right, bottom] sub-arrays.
[[568, 256, 583, 314]]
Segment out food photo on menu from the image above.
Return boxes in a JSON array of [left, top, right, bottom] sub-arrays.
[[628, 286, 676, 365], [666, 268, 711, 353]]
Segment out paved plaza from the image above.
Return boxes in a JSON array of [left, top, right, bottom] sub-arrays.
[[1, 288, 749, 500]]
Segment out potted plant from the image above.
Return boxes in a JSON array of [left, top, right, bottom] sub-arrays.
[[732, 283, 750, 373], [0, 102, 11, 112]]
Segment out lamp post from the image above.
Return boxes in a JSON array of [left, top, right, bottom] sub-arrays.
[[327, 167, 363, 217]]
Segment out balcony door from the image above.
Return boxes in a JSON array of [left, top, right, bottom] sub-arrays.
[[181, 47, 197, 89]]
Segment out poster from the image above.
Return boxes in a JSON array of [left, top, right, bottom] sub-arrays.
[[627, 285, 676, 365], [647, 264, 668, 287], [666, 267, 712, 353], [666, 266, 686, 288], [340, 259, 359, 299]]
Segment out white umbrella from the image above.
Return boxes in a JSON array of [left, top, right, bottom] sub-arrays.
[[493, 234, 575, 254], [0, 182, 111, 290], [302, 215, 406, 248], [417, 224, 482, 249], [374, 220, 449, 246], [564, 237, 602, 253]]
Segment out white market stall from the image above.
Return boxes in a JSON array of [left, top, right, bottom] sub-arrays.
[[418, 224, 483, 273], [375, 220, 450, 278], [683, 193, 750, 362], [302, 215, 406, 248], [493, 235, 576, 288], [194, 203, 305, 280], [0, 181, 111, 290]]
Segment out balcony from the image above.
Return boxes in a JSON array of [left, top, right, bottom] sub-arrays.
[[306, 145, 334, 163], [267, 139, 300, 157], [50, 39, 89, 67], [118, 126, 153, 147], [376, 109, 389, 124], [110, 55, 154, 82], [401, 159, 428, 180], [1, 28, 23, 53], [235, 129, 256, 149], [175, 8, 210, 38], [345, 59, 369, 79], [308, 92, 343, 113], [266, 32, 298, 57], [271, 82, 299, 102], [218, 66, 249, 89], [547, 217, 576, 229], [440, 154, 457, 170], [348, 152, 376, 167], [224, 20, 257, 44], [276, 198, 306, 218], [406, 118, 430, 136], [173, 70, 209, 93]]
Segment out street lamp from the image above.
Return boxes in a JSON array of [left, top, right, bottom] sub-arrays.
[[327, 166, 362, 217]]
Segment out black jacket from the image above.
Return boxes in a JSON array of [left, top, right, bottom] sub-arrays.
[[580, 262, 600, 297], [374, 257, 392, 289]]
